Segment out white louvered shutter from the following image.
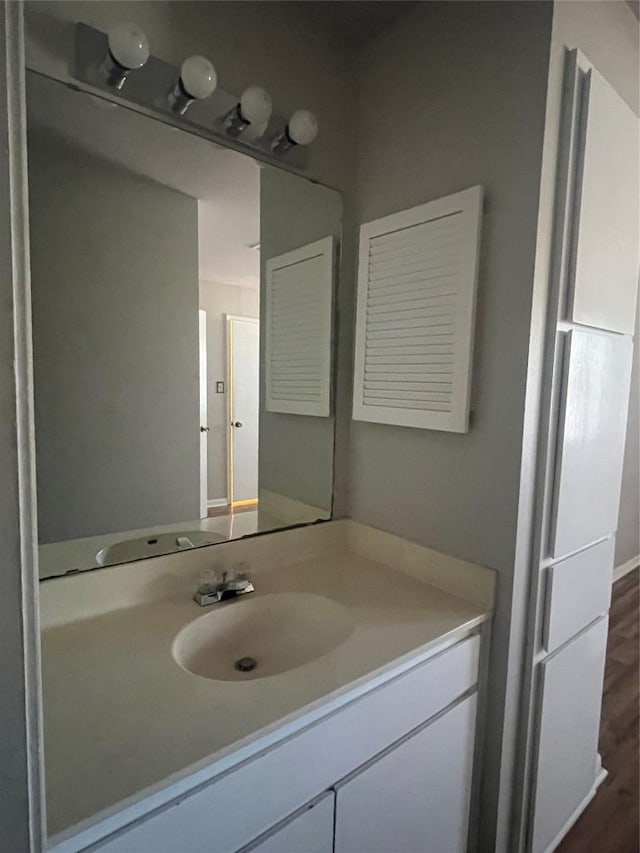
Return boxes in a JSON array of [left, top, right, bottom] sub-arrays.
[[352, 186, 483, 433], [265, 236, 333, 417]]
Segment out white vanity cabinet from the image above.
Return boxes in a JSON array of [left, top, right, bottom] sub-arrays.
[[76, 633, 483, 853], [241, 793, 335, 853], [334, 694, 477, 853]]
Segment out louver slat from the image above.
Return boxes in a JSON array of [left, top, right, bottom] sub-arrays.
[[265, 236, 333, 417], [353, 187, 483, 432]]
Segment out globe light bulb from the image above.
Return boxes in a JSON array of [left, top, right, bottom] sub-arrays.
[[107, 23, 150, 71], [287, 110, 319, 146], [224, 85, 273, 138], [271, 109, 319, 154], [239, 86, 273, 127], [102, 23, 150, 90], [180, 55, 217, 100], [168, 55, 217, 115]]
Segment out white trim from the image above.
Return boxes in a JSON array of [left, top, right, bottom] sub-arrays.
[[0, 2, 46, 848], [225, 315, 260, 505], [207, 498, 229, 509], [613, 555, 639, 583], [198, 309, 207, 519]]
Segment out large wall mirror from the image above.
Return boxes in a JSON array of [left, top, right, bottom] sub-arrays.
[[27, 71, 341, 580]]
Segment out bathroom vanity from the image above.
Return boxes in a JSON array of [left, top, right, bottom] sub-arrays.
[[23, 14, 497, 853], [40, 521, 494, 853]]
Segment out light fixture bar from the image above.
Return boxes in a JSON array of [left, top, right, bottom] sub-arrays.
[[73, 23, 309, 169]]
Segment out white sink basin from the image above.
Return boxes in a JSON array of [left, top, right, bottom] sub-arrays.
[[172, 592, 354, 681], [96, 530, 225, 566]]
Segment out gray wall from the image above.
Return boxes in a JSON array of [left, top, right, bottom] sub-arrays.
[[350, 3, 553, 848], [617, 295, 639, 567], [29, 134, 200, 543], [351, 1, 552, 571], [259, 167, 342, 510], [199, 279, 259, 503]]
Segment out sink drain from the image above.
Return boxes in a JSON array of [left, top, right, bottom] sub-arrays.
[[234, 656, 258, 673]]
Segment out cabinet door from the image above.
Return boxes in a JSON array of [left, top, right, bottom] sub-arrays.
[[543, 538, 614, 654], [551, 329, 633, 558], [243, 793, 334, 853], [335, 694, 476, 853], [569, 67, 639, 334], [531, 617, 608, 853]]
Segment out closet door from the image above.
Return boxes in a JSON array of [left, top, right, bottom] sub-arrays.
[[531, 618, 608, 853], [550, 329, 633, 559], [568, 66, 639, 334]]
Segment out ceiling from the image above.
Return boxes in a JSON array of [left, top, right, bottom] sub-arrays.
[[26, 72, 261, 289], [298, 1, 415, 47]]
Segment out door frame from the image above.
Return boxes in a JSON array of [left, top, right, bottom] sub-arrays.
[[225, 314, 260, 508], [198, 309, 208, 518], [0, 2, 46, 849]]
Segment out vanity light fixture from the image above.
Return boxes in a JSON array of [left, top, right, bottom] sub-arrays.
[[223, 86, 273, 138], [271, 109, 319, 154], [74, 21, 313, 167], [168, 55, 218, 115], [102, 23, 150, 90]]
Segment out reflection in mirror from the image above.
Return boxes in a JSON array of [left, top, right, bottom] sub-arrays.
[[27, 71, 341, 579]]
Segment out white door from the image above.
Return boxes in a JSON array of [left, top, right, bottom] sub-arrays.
[[198, 310, 208, 518], [550, 328, 633, 558], [335, 694, 476, 853], [531, 618, 609, 853], [227, 315, 259, 505], [568, 66, 639, 334]]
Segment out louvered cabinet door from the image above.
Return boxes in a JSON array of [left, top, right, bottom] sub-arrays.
[[352, 186, 483, 432], [265, 236, 334, 417]]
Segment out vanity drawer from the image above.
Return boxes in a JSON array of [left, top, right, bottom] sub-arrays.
[[543, 538, 613, 654], [92, 633, 480, 853]]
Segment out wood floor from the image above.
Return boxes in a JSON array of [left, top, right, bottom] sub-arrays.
[[556, 567, 639, 853]]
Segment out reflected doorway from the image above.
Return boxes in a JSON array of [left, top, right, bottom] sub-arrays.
[[226, 315, 260, 507]]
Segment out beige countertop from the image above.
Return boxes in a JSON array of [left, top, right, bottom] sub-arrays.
[[41, 522, 492, 841]]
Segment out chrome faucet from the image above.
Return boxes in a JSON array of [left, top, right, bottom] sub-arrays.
[[193, 565, 254, 606]]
